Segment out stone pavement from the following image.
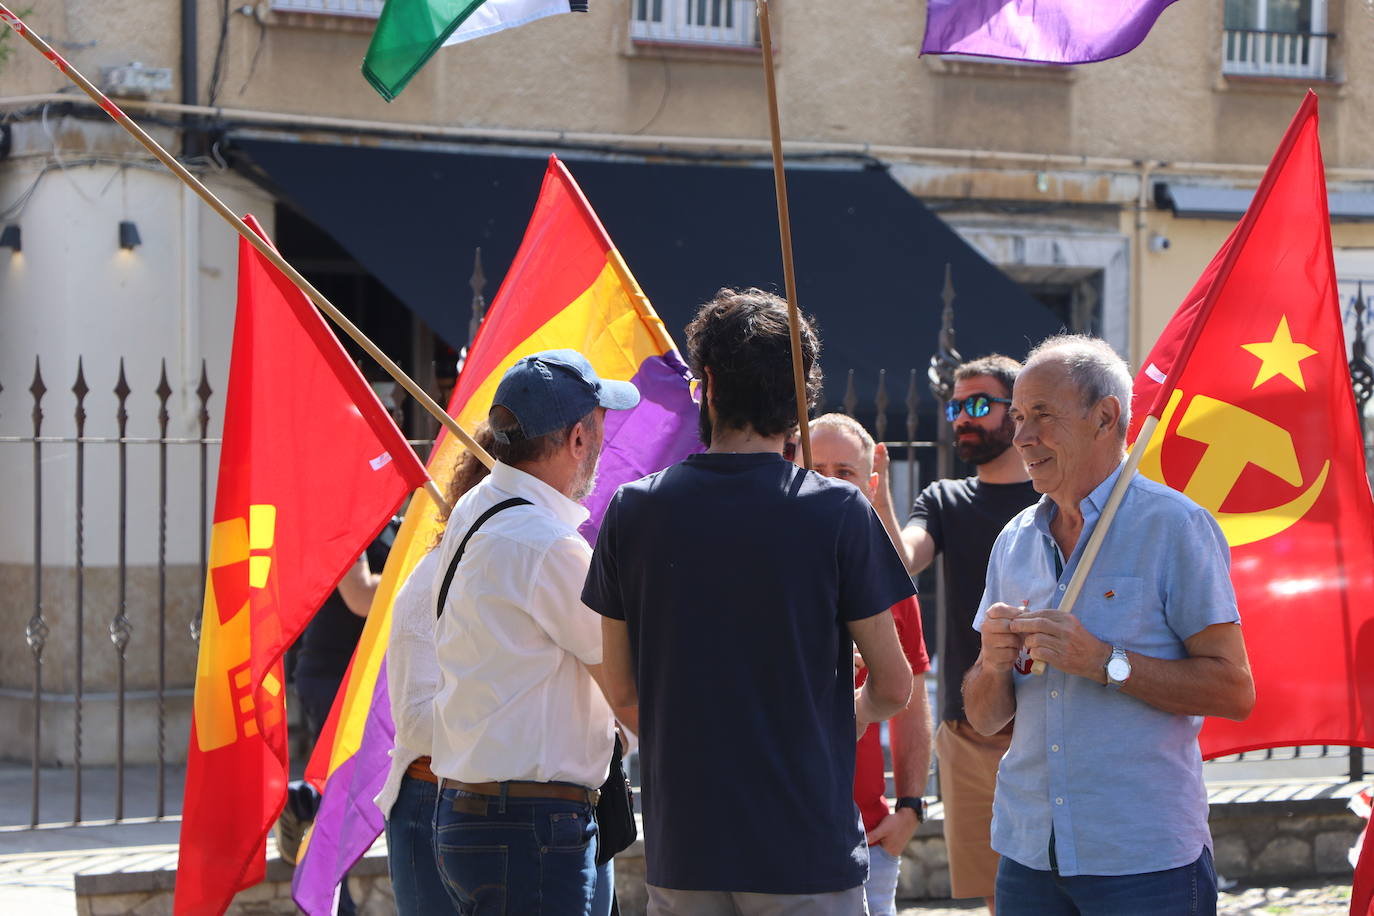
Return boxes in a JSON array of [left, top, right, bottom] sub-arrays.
[[896, 880, 1354, 914], [0, 761, 1364, 914]]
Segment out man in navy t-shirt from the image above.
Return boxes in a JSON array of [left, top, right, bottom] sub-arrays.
[[583, 288, 917, 914]]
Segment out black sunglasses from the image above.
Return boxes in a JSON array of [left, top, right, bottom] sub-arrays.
[[945, 394, 1012, 422]]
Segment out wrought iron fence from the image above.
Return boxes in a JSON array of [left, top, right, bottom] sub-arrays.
[[0, 357, 219, 828]]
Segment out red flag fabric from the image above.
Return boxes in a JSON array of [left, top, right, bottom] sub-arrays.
[[1127, 92, 1374, 763], [174, 217, 428, 915], [1355, 813, 1374, 915]]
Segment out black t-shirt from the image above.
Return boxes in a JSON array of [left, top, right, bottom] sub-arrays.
[[910, 477, 1040, 722], [294, 521, 398, 684], [582, 452, 915, 895]]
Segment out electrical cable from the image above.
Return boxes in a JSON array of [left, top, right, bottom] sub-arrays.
[[206, 0, 233, 107]]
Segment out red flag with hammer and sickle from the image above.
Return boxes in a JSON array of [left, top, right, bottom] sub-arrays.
[[1128, 92, 1374, 775], [174, 217, 428, 915]]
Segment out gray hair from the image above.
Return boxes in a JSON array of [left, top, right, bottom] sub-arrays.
[[1024, 335, 1133, 436]]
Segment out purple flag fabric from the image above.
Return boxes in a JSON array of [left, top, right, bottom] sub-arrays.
[[291, 660, 395, 915], [922, 0, 1178, 65], [580, 351, 703, 542]]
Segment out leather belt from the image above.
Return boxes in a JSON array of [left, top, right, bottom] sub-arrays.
[[405, 756, 438, 784], [440, 778, 599, 807]]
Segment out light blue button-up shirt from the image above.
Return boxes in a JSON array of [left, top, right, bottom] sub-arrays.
[[973, 462, 1240, 877]]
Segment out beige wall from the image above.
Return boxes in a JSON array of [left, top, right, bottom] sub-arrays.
[[5, 2, 1374, 168], [1136, 212, 1374, 356]]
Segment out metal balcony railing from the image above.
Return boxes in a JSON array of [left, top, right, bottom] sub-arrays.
[[631, 0, 758, 49], [1222, 28, 1331, 79], [268, 0, 383, 18]]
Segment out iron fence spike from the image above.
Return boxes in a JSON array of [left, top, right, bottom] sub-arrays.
[[30, 357, 45, 435], [906, 368, 920, 443], [874, 368, 889, 441], [114, 359, 130, 438], [1351, 282, 1374, 417], [156, 360, 172, 436], [73, 358, 88, 435]]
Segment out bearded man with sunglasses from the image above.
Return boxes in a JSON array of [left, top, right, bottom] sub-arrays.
[[873, 354, 1037, 914]]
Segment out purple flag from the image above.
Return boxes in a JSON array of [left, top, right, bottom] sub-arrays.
[[922, 0, 1179, 65], [580, 351, 703, 542]]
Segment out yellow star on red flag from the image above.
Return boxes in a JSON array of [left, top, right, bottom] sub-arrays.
[[1241, 315, 1318, 390]]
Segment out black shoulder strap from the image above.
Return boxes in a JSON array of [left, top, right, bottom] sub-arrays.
[[436, 497, 533, 618]]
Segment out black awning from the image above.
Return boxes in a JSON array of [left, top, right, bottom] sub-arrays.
[[227, 135, 1063, 413]]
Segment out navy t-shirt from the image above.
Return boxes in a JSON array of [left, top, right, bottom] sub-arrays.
[[582, 452, 915, 894]]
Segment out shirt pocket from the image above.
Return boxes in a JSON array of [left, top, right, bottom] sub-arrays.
[[1073, 576, 1145, 646]]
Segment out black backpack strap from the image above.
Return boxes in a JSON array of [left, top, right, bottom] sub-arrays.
[[436, 497, 533, 618]]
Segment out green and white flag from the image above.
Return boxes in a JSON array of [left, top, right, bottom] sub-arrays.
[[363, 0, 589, 101]]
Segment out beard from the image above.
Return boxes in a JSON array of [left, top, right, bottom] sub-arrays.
[[570, 440, 601, 502], [697, 395, 713, 447], [955, 415, 1015, 466]]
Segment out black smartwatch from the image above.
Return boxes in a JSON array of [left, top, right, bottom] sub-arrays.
[[895, 796, 926, 823]]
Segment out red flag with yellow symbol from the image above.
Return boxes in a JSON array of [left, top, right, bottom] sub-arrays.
[[1128, 92, 1374, 768], [174, 216, 429, 915]]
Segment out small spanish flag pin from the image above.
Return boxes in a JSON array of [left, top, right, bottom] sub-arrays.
[[1104, 590, 1116, 599]]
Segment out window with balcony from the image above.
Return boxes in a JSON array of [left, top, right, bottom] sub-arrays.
[[1223, 0, 1330, 79], [631, 0, 759, 49], [268, 0, 382, 18]]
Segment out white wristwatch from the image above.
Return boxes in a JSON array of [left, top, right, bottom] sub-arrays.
[[1105, 645, 1131, 690]]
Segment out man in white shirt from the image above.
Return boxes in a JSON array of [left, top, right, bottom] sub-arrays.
[[430, 349, 640, 915]]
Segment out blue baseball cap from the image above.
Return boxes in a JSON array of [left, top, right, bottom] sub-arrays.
[[490, 349, 640, 443]]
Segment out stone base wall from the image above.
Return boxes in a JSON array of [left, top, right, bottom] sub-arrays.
[[72, 795, 1367, 915], [0, 690, 192, 767], [1210, 799, 1362, 881]]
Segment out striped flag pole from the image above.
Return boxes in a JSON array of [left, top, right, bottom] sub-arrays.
[[756, 0, 814, 469], [0, 2, 491, 478]]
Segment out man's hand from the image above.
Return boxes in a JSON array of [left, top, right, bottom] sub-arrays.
[[872, 443, 892, 505], [867, 807, 919, 857], [979, 602, 1026, 673], [1009, 610, 1111, 681]]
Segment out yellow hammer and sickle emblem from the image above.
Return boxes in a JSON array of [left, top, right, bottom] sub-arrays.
[[1140, 390, 1329, 548], [194, 505, 283, 752]]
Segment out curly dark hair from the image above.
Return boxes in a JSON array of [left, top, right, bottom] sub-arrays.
[[685, 288, 822, 440]]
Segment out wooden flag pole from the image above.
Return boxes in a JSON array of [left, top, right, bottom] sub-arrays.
[[0, 4, 494, 474], [1029, 415, 1159, 675], [755, 0, 813, 469]]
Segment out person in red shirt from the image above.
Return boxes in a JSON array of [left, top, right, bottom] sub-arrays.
[[794, 414, 933, 916]]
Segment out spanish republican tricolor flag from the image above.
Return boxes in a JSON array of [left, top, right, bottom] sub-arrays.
[[291, 155, 700, 914], [174, 217, 428, 916]]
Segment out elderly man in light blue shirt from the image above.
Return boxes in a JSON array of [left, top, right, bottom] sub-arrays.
[[966, 335, 1255, 916]]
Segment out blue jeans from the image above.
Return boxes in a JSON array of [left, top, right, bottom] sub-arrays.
[[434, 784, 600, 915], [996, 847, 1217, 916], [386, 775, 451, 916], [592, 859, 614, 916], [864, 845, 901, 916]]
